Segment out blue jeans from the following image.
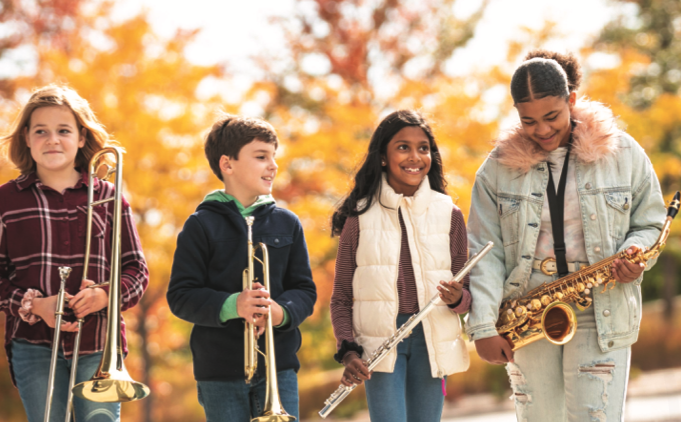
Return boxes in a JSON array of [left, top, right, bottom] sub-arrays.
[[197, 369, 299, 422], [11, 340, 120, 422], [507, 270, 630, 421], [364, 314, 445, 422]]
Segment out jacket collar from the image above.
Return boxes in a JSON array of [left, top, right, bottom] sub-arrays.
[[15, 169, 99, 192], [378, 173, 432, 216], [491, 98, 621, 173]]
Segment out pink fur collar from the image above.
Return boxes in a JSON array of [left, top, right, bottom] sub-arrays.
[[491, 99, 621, 173]]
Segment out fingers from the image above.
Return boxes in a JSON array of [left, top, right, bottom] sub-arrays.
[[438, 281, 463, 305], [60, 321, 80, 332], [80, 279, 95, 290], [341, 362, 371, 386], [612, 258, 645, 283], [500, 339, 514, 363]]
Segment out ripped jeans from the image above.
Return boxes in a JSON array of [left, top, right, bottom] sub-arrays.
[[507, 271, 630, 422]]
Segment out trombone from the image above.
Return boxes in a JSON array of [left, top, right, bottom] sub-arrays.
[[243, 216, 296, 422], [71, 147, 150, 404], [43, 148, 149, 422]]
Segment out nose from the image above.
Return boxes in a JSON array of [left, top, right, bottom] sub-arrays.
[[536, 121, 551, 137], [270, 158, 278, 171], [46, 131, 59, 144], [408, 148, 420, 162]]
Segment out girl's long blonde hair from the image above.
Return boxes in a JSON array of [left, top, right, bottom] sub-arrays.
[[1, 84, 119, 174]]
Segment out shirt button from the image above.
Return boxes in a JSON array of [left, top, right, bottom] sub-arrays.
[[623, 204, 630, 210], [594, 246, 601, 253], [274, 238, 279, 244], [585, 183, 592, 189], [603, 310, 611, 317], [590, 214, 597, 220], [608, 341, 614, 347]]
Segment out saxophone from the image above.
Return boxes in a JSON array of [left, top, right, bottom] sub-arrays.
[[496, 192, 680, 351]]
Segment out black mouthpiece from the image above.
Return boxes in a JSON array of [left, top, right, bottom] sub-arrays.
[[668, 191, 680, 219]]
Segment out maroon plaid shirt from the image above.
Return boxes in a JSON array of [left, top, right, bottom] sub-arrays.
[[0, 171, 148, 382]]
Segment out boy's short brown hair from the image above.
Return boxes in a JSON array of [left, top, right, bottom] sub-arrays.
[[204, 114, 279, 181]]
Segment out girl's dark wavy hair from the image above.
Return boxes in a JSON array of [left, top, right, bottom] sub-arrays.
[[331, 110, 446, 237], [510, 49, 583, 104]]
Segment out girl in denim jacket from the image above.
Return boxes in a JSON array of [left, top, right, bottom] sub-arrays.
[[466, 50, 666, 421]]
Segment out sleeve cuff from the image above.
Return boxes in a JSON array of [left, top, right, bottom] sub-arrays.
[[274, 305, 290, 328], [465, 323, 499, 342], [219, 293, 240, 323], [447, 290, 471, 314], [334, 340, 364, 364]]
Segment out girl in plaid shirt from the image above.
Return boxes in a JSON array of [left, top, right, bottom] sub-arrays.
[[0, 85, 148, 422]]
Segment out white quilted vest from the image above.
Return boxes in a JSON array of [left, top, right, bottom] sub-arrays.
[[353, 175, 470, 377]]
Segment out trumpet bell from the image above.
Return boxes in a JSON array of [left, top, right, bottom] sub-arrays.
[[72, 367, 150, 402]]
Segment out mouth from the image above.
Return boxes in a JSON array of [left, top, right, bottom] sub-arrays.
[[402, 166, 424, 175], [536, 133, 557, 143], [45, 150, 63, 154], [262, 176, 274, 182]]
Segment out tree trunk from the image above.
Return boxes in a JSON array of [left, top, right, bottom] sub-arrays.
[[663, 252, 677, 321]]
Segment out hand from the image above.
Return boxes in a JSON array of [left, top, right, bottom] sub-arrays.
[[611, 246, 646, 284], [68, 279, 109, 319], [270, 300, 284, 327], [340, 352, 371, 386], [32, 295, 79, 332], [438, 279, 463, 305], [474, 335, 514, 365], [237, 282, 271, 336]]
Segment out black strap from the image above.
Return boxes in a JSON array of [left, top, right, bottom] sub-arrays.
[[546, 142, 572, 277]]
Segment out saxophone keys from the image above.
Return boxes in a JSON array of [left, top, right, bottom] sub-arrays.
[[576, 282, 585, 292], [541, 295, 552, 306], [567, 287, 576, 294], [514, 306, 527, 317], [530, 299, 542, 311], [584, 288, 591, 295], [553, 292, 564, 300], [586, 282, 593, 289]]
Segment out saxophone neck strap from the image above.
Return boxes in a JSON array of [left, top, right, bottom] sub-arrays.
[[546, 138, 573, 277]]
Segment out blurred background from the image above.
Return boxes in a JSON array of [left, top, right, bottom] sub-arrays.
[[1, 0, 680, 420]]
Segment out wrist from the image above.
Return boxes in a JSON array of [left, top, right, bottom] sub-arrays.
[[342, 351, 361, 366]]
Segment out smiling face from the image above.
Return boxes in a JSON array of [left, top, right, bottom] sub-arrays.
[[220, 139, 278, 207], [25, 105, 85, 177], [515, 92, 576, 152], [382, 126, 432, 196]]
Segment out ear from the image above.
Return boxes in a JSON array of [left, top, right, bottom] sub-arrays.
[[219, 155, 233, 176], [567, 91, 577, 109], [78, 127, 86, 148], [380, 154, 387, 167]]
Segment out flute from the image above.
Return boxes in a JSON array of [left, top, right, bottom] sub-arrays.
[[319, 241, 493, 418]]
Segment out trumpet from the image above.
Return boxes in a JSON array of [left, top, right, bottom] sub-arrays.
[[496, 191, 680, 351], [243, 216, 295, 422], [319, 241, 494, 419]]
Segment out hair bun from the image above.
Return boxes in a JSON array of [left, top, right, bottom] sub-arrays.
[[524, 49, 582, 92]]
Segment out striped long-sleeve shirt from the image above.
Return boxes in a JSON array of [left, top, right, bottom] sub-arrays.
[[0, 171, 148, 383], [330, 206, 471, 350]]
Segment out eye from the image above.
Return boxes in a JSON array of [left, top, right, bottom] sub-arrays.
[[397, 144, 408, 150], [59, 129, 72, 134], [522, 121, 536, 126], [419, 145, 430, 153], [34, 129, 46, 135], [546, 116, 557, 122]]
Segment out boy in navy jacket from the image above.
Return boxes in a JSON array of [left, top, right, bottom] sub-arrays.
[[167, 115, 316, 421]]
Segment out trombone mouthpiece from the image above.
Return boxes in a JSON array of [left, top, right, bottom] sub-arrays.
[[58, 266, 72, 281], [668, 191, 680, 219]]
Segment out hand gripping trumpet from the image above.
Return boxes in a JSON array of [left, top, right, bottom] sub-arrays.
[[243, 216, 296, 422], [496, 191, 681, 351], [318, 241, 494, 419]]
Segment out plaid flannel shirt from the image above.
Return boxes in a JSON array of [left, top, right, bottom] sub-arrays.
[[0, 170, 148, 382]]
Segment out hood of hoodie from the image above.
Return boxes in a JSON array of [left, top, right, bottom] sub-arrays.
[[491, 98, 621, 174], [196, 196, 277, 218]]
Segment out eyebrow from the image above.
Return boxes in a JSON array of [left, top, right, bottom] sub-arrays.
[[31, 123, 75, 128], [521, 110, 560, 121]]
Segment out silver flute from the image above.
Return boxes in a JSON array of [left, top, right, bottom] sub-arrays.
[[319, 241, 494, 418]]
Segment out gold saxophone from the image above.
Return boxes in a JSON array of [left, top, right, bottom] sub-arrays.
[[496, 191, 680, 351]]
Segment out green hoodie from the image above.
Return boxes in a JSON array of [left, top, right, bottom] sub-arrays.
[[202, 190, 289, 327]]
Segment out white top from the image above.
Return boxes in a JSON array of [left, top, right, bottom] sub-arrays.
[[534, 147, 589, 263]]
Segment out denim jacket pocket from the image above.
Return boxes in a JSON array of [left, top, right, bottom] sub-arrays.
[[498, 196, 521, 265], [604, 190, 631, 241]]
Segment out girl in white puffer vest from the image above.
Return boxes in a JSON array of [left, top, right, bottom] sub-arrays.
[[329, 110, 472, 422]]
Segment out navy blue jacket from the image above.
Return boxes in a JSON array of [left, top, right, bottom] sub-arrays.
[[167, 200, 317, 381]]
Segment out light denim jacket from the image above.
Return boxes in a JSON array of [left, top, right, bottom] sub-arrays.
[[466, 100, 666, 353]]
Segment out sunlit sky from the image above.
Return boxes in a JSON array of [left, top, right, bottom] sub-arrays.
[[114, 0, 628, 71]]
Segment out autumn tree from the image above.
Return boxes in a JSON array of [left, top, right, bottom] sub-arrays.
[[593, 0, 681, 319]]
